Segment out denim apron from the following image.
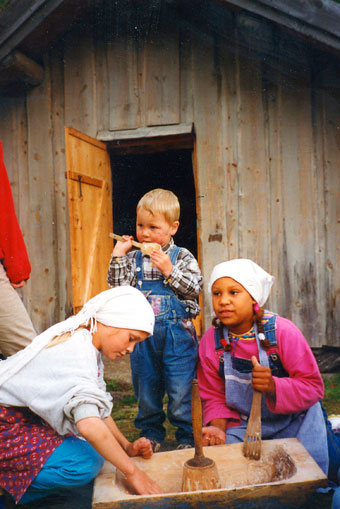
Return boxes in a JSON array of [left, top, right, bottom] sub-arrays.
[[214, 319, 328, 474], [130, 247, 198, 444]]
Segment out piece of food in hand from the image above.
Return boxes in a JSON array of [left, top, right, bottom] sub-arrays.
[[141, 242, 161, 256]]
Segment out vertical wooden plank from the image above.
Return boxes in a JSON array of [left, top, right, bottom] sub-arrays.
[[191, 31, 227, 325], [63, 26, 97, 137], [276, 63, 321, 343], [179, 26, 194, 124], [107, 33, 141, 131], [49, 43, 73, 321], [220, 31, 240, 261], [308, 62, 328, 347], [262, 67, 286, 317], [94, 8, 110, 134], [144, 28, 180, 126], [65, 128, 113, 311], [26, 57, 59, 332], [317, 67, 340, 346], [0, 96, 35, 321], [234, 50, 269, 267]]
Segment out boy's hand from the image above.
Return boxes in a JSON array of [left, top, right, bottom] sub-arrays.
[[149, 250, 173, 278], [112, 235, 133, 256], [251, 356, 276, 395], [202, 426, 225, 446], [126, 437, 153, 459]]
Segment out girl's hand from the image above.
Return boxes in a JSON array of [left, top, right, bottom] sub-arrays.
[[149, 250, 173, 277], [125, 468, 164, 495], [251, 356, 276, 395], [202, 426, 225, 446], [112, 235, 133, 256], [126, 437, 153, 459]]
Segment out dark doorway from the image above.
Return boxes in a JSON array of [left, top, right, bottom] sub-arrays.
[[110, 149, 197, 258]]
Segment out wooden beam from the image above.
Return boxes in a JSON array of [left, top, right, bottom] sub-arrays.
[[97, 122, 194, 142], [0, 50, 44, 86], [98, 123, 195, 154]]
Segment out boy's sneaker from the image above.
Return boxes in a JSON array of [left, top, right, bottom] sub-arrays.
[[149, 440, 161, 453], [176, 443, 193, 450]]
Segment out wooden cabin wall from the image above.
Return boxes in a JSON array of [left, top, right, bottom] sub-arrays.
[[0, 2, 339, 346], [0, 48, 73, 333]]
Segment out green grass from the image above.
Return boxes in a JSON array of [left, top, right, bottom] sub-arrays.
[[108, 380, 177, 447], [322, 373, 340, 415]]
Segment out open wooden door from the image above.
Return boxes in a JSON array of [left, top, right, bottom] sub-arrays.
[[65, 127, 113, 313]]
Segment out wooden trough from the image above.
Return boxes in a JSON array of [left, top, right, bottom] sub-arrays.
[[92, 438, 327, 508]]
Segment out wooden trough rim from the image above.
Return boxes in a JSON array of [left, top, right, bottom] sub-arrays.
[[93, 438, 327, 507]]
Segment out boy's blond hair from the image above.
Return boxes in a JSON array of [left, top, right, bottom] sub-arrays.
[[137, 189, 180, 224]]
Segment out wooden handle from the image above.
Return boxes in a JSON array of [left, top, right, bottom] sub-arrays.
[[191, 379, 204, 459], [250, 389, 262, 421], [109, 232, 142, 249]]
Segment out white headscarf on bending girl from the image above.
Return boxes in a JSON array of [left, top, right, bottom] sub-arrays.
[[209, 259, 275, 307], [0, 286, 154, 386]]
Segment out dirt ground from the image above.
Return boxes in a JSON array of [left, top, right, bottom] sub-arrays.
[[103, 355, 132, 382]]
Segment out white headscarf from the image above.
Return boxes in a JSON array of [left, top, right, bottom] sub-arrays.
[[209, 259, 274, 307], [0, 286, 154, 386]]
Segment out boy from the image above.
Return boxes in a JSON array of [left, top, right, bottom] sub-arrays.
[[107, 188, 203, 450]]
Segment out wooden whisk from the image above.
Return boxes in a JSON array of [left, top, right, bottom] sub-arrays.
[[242, 389, 262, 460]]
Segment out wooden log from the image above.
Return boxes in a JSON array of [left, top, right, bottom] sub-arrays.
[[0, 50, 44, 86]]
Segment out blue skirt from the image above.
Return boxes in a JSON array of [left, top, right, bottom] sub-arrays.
[[19, 436, 104, 504]]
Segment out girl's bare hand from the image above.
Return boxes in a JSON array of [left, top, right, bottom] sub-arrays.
[[126, 437, 153, 459], [112, 235, 133, 256], [251, 356, 276, 395], [125, 468, 164, 495], [202, 426, 225, 446]]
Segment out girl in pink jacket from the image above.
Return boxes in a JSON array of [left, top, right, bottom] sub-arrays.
[[197, 258, 328, 474]]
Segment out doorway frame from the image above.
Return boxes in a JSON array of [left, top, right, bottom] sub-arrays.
[[97, 122, 203, 335]]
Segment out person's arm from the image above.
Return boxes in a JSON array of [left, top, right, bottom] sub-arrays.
[[76, 417, 163, 495], [103, 416, 153, 459], [0, 140, 31, 284], [156, 248, 203, 299], [265, 317, 324, 414], [107, 241, 137, 288]]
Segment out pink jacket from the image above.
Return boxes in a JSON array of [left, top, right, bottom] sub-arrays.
[[197, 316, 324, 426]]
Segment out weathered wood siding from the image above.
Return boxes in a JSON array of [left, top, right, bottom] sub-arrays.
[[0, 2, 339, 346]]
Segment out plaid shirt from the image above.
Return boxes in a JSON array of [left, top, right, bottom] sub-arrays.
[[107, 238, 203, 317]]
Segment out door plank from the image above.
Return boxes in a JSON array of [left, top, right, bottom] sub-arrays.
[[65, 127, 113, 312]]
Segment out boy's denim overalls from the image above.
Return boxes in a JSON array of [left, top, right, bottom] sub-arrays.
[[130, 248, 198, 445], [214, 312, 329, 474]]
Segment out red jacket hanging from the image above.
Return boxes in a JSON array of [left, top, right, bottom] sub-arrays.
[[0, 140, 31, 284]]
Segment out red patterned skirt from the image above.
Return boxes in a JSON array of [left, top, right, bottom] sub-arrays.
[[0, 405, 64, 502]]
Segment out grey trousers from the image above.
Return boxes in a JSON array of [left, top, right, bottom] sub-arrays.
[[0, 262, 36, 357]]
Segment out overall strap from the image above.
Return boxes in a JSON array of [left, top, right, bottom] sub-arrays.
[[254, 322, 269, 367], [261, 312, 278, 347], [136, 250, 144, 283], [214, 326, 227, 380], [214, 326, 223, 350], [169, 245, 180, 265]]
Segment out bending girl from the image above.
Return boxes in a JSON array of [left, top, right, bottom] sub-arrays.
[[0, 286, 162, 506]]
